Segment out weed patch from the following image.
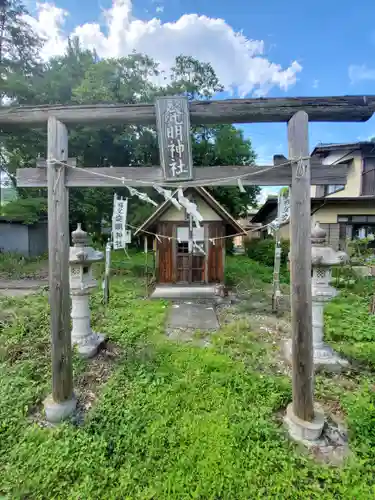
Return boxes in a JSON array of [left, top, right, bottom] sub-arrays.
[[0, 256, 375, 497], [0, 252, 48, 280]]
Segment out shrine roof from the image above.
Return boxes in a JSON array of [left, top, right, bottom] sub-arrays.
[[134, 187, 246, 237]]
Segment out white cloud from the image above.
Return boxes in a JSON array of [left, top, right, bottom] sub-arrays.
[[24, 2, 69, 60], [312, 79, 319, 89], [156, 6, 164, 13], [257, 186, 281, 206], [348, 64, 375, 84], [25, 0, 302, 97]]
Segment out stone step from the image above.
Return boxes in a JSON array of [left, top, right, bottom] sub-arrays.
[[150, 285, 217, 300]]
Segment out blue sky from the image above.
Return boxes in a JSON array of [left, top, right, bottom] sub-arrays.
[[24, 0, 375, 198]]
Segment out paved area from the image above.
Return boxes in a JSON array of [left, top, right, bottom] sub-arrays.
[[0, 279, 48, 297], [167, 301, 219, 330]]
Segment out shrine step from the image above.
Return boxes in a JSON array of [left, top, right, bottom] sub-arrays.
[[150, 285, 217, 300]]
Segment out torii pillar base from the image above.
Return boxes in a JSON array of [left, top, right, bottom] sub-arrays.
[[44, 394, 77, 423], [284, 402, 325, 443]]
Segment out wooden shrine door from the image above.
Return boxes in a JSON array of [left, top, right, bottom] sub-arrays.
[[176, 225, 206, 283], [208, 223, 225, 283]]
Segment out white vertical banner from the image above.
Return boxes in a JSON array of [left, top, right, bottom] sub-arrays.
[[112, 194, 129, 249], [103, 240, 112, 305]]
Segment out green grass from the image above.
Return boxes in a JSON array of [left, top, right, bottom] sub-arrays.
[[0, 254, 375, 497], [0, 252, 48, 280], [325, 278, 375, 370]]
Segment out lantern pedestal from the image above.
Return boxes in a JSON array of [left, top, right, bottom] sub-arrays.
[[72, 331, 105, 358], [284, 337, 348, 373], [311, 297, 349, 372], [71, 290, 105, 358]]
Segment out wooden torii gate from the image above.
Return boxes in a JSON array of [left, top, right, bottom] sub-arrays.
[[0, 95, 373, 428]]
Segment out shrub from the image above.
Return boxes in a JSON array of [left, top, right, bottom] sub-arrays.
[[226, 238, 234, 255], [225, 255, 274, 286], [0, 197, 47, 225], [244, 238, 290, 267]]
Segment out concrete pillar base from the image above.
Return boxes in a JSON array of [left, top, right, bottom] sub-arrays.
[[74, 332, 106, 358], [44, 394, 77, 423], [284, 339, 348, 373], [284, 402, 325, 443]]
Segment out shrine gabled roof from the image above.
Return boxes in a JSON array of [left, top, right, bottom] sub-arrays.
[[134, 187, 246, 237]]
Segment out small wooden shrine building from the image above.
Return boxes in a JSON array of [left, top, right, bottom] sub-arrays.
[[135, 187, 245, 285]]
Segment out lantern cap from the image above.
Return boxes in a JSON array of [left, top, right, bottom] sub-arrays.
[[311, 222, 326, 246], [72, 223, 88, 247]]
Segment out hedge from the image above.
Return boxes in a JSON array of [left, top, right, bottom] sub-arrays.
[[244, 237, 290, 267]]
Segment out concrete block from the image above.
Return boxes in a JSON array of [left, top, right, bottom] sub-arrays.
[[44, 394, 77, 423], [284, 402, 325, 443]]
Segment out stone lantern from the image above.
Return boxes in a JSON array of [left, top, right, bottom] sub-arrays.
[[285, 223, 348, 372], [69, 223, 105, 358], [310, 222, 348, 371]]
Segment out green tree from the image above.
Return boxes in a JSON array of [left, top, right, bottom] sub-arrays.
[[192, 125, 258, 216], [0, 0, 42, 102], [0, 0, 43, 198], [0, 196, 46, 223]]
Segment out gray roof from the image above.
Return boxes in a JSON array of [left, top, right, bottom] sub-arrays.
[[312, 141, 375, 155]]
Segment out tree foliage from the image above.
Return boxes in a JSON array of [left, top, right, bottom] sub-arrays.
[[1, 30, 259, 238], [0, 196, 47, 223], [0, 0, 43, 189], [0, 0, 42, 101]]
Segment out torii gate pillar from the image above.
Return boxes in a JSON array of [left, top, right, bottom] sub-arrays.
[[43, 116, 76, 423], [284, 111, 324, 442]]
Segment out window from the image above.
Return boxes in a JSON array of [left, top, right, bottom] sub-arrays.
[[177, 227, 189, 241], [361, 157, 375, 196], [177, 241, 189, 253], [352, 215, 367, 223], [192, 241, 205, 255], [192, 227, 205, 254], [192, 227, 204, 240], [324, 184, 345, 195], [176, 227, 189, 254], [316, 184, 345, 197], [353, 226, 375, 240], [336, 215, 375, 224]]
